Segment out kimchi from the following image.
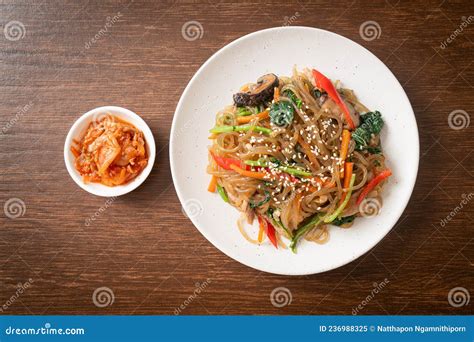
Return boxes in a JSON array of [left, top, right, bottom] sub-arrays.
[[71, 114, 148, 186]]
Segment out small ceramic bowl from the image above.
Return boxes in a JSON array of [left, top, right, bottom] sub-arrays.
[[64, 106, 156, 197]]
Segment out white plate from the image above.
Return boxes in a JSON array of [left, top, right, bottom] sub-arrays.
[[64, 106, 156, 197], [170, 27, 419, 275]]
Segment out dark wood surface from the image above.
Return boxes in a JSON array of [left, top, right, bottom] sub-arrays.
[[1, 0, 473, 315]]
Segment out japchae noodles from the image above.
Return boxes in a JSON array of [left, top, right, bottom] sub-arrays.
[[207, 67, 392, 252]]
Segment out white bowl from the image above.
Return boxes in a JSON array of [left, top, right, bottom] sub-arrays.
[[64, 106, 156, 197], [170, 27, 419, 275]]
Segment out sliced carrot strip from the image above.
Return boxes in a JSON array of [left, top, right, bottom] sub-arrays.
[[229, 164, 267, 180], [207, 175, 217, 193], [298, 136, 320, 168], [236, 110, 269, 124], [339, 129, 351, 178], [274, 87, 280, 101], [294, 193, 302, 212], [340, 129, 351, 161], [340, 162, 353, 204], [257, 217, 265, 243]]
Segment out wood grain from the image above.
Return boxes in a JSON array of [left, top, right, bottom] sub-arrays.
[[1, 0, 473, 315]]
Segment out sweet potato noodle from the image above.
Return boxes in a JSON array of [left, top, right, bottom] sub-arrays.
[[71, 114, 148, 186], [207, 67, 392, 252]]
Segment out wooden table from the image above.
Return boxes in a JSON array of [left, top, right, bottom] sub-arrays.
[[1, 0, 473, 315]]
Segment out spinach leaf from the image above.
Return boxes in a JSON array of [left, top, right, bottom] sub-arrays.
[[249, 190, 270, 209], [362, 111, 384, 134], [283, 90, 302, 108], [331, 215, 356, 226], [353, 111, 384, 152], [269, 101, 294, 127], [366, 146, 382, 155], [312, 89, 326, 98]]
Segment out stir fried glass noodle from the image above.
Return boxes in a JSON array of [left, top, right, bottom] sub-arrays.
[[207, 67, 392, 252]]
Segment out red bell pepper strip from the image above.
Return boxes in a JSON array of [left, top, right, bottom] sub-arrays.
[[312, 69, 355, 130], [211, 152, 299, 183], [266, 220, 278, 249], [258, 216, 278, 249], [210, 151, 248, 170], [356, 169, 392, 205]]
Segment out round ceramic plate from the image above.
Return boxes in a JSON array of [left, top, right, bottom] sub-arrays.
[[170, 27, 419, 275]]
